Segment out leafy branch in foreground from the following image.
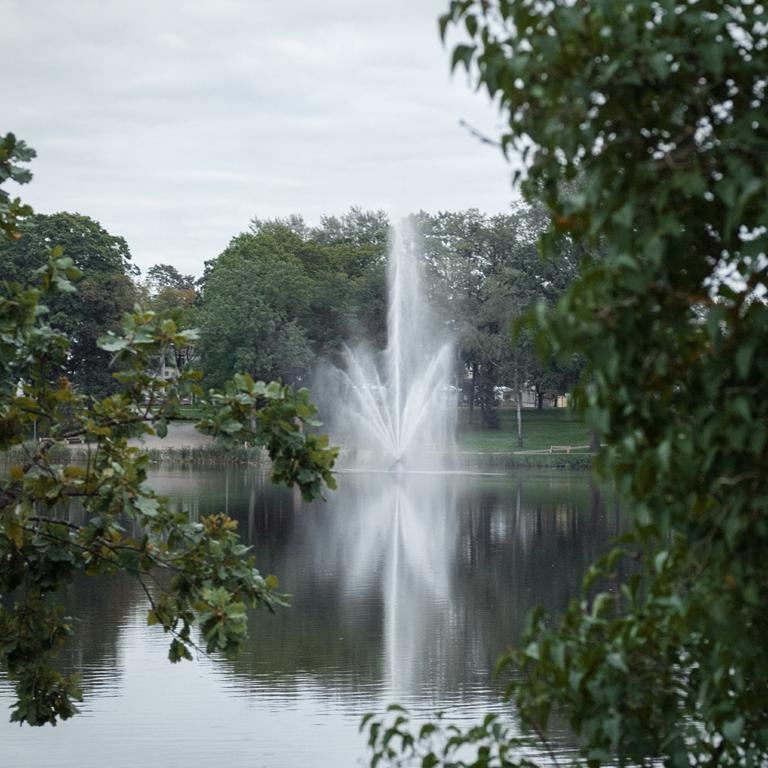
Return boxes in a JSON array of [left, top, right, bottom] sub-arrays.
[[362, 706, 541, 768], [367, 1, 768, 766], [0, 254, 337, 725]]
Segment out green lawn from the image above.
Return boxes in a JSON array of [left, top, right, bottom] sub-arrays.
[[175, 404, 210, 421], [174, 402, 590, 456], [456, 407, 591, 453]]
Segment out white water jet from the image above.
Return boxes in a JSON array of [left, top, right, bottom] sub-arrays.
[[331, 220, 455, 469]]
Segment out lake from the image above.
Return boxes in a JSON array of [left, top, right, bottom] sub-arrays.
[[0, 467, 623, 767]]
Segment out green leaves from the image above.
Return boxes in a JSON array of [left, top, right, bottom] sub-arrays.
[[97, 335, 129, 352], [362, 706, 539, 768], [365, 1, 768, 766], [195, 373, 338, 500], [197, 587, 248, 657], [0, 132, 36, 240], [0, 248, 337, 725], [450, 44, 476, 73]]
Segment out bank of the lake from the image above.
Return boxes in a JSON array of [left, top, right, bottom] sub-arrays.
[[166, 407, 594, 469], [2, 409, 594, 470]]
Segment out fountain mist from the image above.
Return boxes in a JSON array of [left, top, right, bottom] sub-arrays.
[[331, 220, 455, 469]]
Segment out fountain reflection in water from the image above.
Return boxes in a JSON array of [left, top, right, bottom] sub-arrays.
[[330, 220, 455, 469], [334, 473, 459, 698]]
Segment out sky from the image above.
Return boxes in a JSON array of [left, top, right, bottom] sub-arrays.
[[1, 0, 519, 276]]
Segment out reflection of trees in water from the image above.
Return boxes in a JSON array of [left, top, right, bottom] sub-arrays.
[[450, 478, 623, 674], [31, 468, 626, 712], [148, 469, 625, 708], [4, 497, 148, 702], [56, 573, 142, 696]]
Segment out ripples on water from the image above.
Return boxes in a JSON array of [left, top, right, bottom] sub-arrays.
[[0, 468, 623, 767]]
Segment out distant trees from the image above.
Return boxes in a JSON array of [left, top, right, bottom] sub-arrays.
[[197, 205, 580, 429], [141, 264, 199, 373], [0, 190, 579, 423], [0, 212, 139, 396], [416, 206, 582, 435], [196, 208, 388, 388], [196, 230, 315, 388]]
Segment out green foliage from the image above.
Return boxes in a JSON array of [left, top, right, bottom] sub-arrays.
[[361, 707, 539, 768], [416, 207, 582, 429], [198, 211, 388, 386], [0, 252, 337, 725], [0, 132, 35, 240], [197, 231, 315, 387], [0, 212, 139, 395], [146, 263, 196, 292], [141, 262, 199, 373], [366, 1, 768, 766]]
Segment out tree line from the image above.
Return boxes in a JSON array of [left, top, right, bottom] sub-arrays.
[[0, 205, 582, 429]]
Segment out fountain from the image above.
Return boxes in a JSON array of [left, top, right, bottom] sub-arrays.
[[329, 219, 455, 470]]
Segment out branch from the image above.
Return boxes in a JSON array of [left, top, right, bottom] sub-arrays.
[[459, 119, 502, 148]]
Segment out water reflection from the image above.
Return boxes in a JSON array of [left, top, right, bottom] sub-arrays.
[[155, 470, 623, 709], [0, 468, 624, 767]]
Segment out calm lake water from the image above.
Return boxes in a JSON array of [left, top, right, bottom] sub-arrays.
[[0, 467, 623, 767]]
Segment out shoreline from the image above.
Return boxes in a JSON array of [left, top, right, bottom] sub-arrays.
[[2, 419, 595, 471], [1, 441, 593, 471]]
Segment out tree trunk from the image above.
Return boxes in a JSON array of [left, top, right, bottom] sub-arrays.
[[514, 361, 523, 448], [479, 363, 500, 429]]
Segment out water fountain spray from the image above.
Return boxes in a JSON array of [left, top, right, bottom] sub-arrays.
[[334, 220, 455, 469]]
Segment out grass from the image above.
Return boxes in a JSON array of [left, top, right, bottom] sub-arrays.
[[454, 451, 593, 471], [456, 407, 591, 454], [174, 405, 210, 421], [142, 444, 265, 465], [1, 409, 592, 472]]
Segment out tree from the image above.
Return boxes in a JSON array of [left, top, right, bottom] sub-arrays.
[[417, 207, 581, 434], [251, 207, 390, 352], [0, 139, 338, 726], [0, 212, 139, 396], [197, 231, 315, 388], [306, 208, 389, 355], [199, 211, 389, 387], [145, 263, 196, 293], [311, 205, 390, 247], [0, 133, 35, 240], [143, 263, 199, 373], [365, 1, 768, 766]]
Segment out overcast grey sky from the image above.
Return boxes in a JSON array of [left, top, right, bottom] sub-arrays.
[[2, 0, 519, 276]]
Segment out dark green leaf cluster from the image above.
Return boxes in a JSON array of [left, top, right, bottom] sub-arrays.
[[368, 2, 768, 766], [0, 132, 35, 240], [0, 212, 140, 396], [0, 251, 337, 725], [362, 706, 540, 768], [197, 214, 389, 387]]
